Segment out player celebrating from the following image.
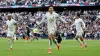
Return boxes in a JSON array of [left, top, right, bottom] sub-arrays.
[[5, 14, 18, 50], [37, 6, 67, 53], [71, 13, 87, 50]]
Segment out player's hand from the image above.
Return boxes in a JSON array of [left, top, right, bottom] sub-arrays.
[[36, 21, 40, 25], [67, 21, 71, 24], [70, 27, 73, 30], [70, 24, 74, 28], [82, 26, 85, 31], [14, 31, 17, 34], [73, 16, 76, 19], [83, 28, 85, 30], [65, 22, 68, 24]]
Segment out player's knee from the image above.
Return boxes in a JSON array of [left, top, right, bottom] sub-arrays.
[[75, 37, 78, 40], [8, 38, 11, 40], [49, 34, 53, 39], [52, 37, 55, 40], [7, 36, 11, 39], [48, 36, 51, 40], [75, 38, 78, 40], [52, 35, 56, 39], [80, 37, 84, 41]]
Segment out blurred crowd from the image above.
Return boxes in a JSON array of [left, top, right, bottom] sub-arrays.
[[0, 0, 99, 6], [0, 10, 100, 40]]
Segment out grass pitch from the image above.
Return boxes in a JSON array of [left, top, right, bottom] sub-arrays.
[[0, 38, 100, 56]]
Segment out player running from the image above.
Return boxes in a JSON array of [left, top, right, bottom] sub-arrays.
[[30, 30, 34, 42], [71, 13, 87, 50], [33, 27, 39, 40], [55, 31, 62, 46], [37, 6, 67, 53], [24, 24, 30, 42], [5, 14, 18, 50]]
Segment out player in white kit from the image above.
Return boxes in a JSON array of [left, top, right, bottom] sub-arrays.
[[71, 13, 87, 50], [37, 6, 67, 53], [5, 14, 18, 50]]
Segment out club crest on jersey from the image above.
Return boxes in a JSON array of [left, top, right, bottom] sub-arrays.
[[49, 16, 55, 22]]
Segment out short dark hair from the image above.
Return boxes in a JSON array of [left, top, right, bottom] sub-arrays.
[[49, 5, 53, 7], [49, 6, 53, 8], [77, 13, 80, 17]]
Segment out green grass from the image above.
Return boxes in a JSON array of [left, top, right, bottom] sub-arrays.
[[0, 38, 100, 56]]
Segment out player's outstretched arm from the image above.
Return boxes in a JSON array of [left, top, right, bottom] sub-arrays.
[[36, 15, 46, 25], [5, 21, 8, 30], [59, 16, 68, 24], [13, 19, 18, 34], [70, 23, 75, 30], [14, 23, 18, 34], [4, 25, 8, 30], [71, 23, 75, 27], [80, 19, 85, 31]]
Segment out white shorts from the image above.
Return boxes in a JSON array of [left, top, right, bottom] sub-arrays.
[[76, 31, 83, 36], [7, 31, 14, 39], [48, 28, 56, 35]]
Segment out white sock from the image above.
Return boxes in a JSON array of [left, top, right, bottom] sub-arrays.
[[82, 40, 86, 46], [14, 34, 16, 41], [30, 38, 33, 41], [8, 39, 12, 48], [49, 39, 52, 49], [78, 38, 82, 44]]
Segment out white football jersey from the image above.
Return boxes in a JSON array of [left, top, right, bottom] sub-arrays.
[[45, 12, 58, 29], [74, 18, 85, 32], [39, 12, 67, 30], [6, 19, 16, 32]]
